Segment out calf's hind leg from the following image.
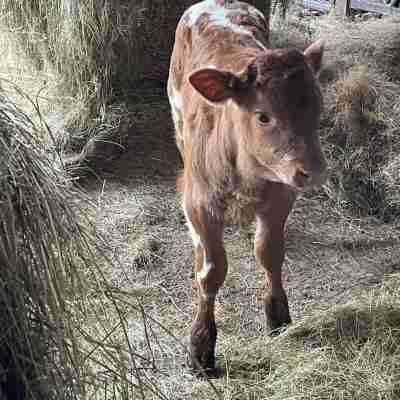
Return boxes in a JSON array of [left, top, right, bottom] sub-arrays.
[[184, 203, 227, 372], [254, 187, 295, 333]]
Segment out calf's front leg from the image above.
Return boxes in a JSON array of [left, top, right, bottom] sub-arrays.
[[254, 188, 295, 333], [184, 203, 227, 373]]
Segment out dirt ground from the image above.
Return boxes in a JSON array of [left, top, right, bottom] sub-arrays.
[[82, 98, 400, 397]]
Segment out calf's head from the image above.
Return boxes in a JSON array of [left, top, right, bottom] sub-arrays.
[[189, 41, 327, 190]]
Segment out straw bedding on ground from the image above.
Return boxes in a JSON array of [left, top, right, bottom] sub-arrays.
[[84, 16, 400, 398]]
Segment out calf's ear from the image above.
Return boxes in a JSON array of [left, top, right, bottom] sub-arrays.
[[304, 40, 324, 75], [188, 68, 235, 103]]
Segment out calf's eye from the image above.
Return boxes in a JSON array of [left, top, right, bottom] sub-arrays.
[[256, 112, 271, 125]]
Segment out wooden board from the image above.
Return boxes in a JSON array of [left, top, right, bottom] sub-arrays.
[[302, 0, 400, 16], [302, 0, 332, 12], [336, 0, 351, 15], [351, 0, 400, 15]]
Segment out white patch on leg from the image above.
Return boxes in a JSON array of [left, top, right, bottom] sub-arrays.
[[183, 204, 201, 247], [198, 257, 212, 280], [197, 256, 215, 299]]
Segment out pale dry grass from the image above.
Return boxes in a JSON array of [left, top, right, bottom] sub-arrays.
[[0, 0, 192, 173], [0, 24, 73, 142], [0, 81, 203, 399], [227, 274, 400, 400]]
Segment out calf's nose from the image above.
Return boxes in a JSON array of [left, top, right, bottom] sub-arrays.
[[293, 159, 327, 188], [294, 167, 313, 188]]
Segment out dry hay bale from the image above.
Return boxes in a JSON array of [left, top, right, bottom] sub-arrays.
[[318, 17, 400, 83], [0, 0, 196, 107], [0, 1, 194, 173], [0, 80, 180, 399], [0, 80, 86, 398]]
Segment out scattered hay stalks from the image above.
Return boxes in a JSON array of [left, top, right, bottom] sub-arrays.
[[266, 275, 400, 399], [226, 274, 400, 400], [334, 66, 379, 139], [0, 80, 218, 399], [0, 78, 87, 399], [320, 64, 400, 220]]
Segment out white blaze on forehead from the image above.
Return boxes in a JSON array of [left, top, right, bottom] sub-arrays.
[[183, 204, 201, 248], [209, 6, 249, 35]]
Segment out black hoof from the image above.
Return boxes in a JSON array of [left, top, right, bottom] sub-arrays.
[[189, 319, 217, 376], [186, 351, 217, 377], [265, 294, 292, 335]]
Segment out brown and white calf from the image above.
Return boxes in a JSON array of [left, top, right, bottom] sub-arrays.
[[168, 0, 326, 372]]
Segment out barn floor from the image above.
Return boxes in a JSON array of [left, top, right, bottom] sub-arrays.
[[83, 102, 400, 397]]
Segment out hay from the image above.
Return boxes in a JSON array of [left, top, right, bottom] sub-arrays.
[[217, 274, 400, 400], [268, 278, 400, 400], [0, 78, 100, 398], [0, 80, 197, 399], [0, 0, 194, 172], [0, 0, 191, 104]]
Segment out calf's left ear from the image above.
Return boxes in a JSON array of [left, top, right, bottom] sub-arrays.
[[188, 68, 235, 103], [304, 40, 324, 75]]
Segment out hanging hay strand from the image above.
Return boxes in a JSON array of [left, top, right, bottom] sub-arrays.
[[0, 78, 92, 398]]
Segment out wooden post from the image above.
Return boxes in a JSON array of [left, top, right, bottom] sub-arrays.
[[335, 0, 351, 16]]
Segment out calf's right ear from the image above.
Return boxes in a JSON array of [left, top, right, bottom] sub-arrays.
[[188, 68, 236, 103]]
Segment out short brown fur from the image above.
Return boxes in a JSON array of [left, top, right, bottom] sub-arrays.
[[168, 0, 326, 373]]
